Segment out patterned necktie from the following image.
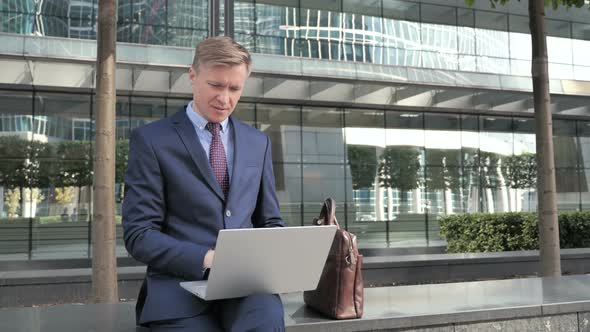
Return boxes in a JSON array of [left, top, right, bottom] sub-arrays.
[[205, 122, 230, 197]]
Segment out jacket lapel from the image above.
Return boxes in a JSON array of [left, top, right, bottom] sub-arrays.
[[227, 116, 244, 202], [170, 109, 225, 201]]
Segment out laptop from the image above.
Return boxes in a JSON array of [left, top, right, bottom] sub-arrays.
[[180, 225, 337, 301]]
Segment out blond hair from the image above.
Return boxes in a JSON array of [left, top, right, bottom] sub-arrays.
[[192, 36, 252, 74]]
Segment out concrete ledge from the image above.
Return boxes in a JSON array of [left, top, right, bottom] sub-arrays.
[[363, 248, 590, 286], [4, 249, 590, 307], [4, 276, 590, 331]]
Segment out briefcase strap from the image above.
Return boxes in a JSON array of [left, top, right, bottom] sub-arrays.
[[313, 197, 340, 229]]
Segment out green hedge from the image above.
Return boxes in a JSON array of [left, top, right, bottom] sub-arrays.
[[440, 211, 590, 253]]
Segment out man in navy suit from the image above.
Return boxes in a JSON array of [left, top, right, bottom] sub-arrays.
[[122, 36, 285, 331]]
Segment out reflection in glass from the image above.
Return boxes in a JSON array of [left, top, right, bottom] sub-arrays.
[[302, 163, 345, 223], [32, 92, 92, 259], [479, 116, 512, 213], [553, 120, 578, 168], [344, 109, 384, 224], [256, 104, 301, 163], [556, 168, 580, 211], [130, 97, 166, 131], [232, 102, 255, 126], [547, 36, 572, 64], [580, 168, 590, 211], [166, 98, 188, 115], [425, 166, 462, 243], [273, 163, 302, 227], [0, 90, 33, 241], [578, 121, 590, 169], [302, 107, 344, 163]]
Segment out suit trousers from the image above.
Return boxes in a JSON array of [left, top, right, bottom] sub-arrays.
[[149, 293, 285, 332]]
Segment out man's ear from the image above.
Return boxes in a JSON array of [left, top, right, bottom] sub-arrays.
[[188, 66, 197, 84]]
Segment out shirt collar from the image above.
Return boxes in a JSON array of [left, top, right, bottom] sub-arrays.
[[186, 101, 229, 133]]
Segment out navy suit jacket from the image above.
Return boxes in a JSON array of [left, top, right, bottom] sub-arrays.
[[122, 108, 284, 325]]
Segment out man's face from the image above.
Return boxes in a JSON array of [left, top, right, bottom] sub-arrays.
[[189, 62, 249, 123]]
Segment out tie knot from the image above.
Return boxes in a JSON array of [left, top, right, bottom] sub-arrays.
[[205, 122, 221, 136]]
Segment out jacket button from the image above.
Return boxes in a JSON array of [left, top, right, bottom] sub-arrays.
[[225, 210, 231, 217]]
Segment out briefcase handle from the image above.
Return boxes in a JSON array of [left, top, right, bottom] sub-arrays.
[[313, 197, 340, 229]]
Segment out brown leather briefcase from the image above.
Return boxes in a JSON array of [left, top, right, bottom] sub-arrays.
[[303, 198, 364, 319]]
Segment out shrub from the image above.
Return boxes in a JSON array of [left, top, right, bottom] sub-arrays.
[[440, 211, 590, 253]]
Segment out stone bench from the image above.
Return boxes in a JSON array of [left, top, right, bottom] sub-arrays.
[[3, 275, 590, 331]]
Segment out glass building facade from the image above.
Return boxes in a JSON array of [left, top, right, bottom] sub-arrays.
[[0, 0, 589, 260]]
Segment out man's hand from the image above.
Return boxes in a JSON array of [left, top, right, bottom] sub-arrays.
[[203, 249, 215, 269]]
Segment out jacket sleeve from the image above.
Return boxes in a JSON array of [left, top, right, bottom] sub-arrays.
[[122, 128, 210, 280], [252, 135, 285, 228]]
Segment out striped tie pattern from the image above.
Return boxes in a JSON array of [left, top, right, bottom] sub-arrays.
[[205, 122, 230, 197]]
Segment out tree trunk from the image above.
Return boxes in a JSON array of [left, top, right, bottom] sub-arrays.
[[529, 0, 561, 277], [92, 0, 119, 303]]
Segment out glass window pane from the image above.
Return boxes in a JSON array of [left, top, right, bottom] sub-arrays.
[[256, 104, 300, 163], [510, 118, 536, 212], [461, 115, 479, 168], [135, 24, 167, 45], [166, 28, 207, 47], [166, 98, 188, 116], [134, 0, 167, 26], [509, 14, 528, 34], [548, 36, 572, 64], [513, 118, 535, 155], [510, 32, 531, 60], [302, 163, 345, 223], [345, 109, 384, 227], [578, 121, 590, 169], [0, 90, 32, 239], [234, 1, 256, 35], [553, 119, 578, 168], [382, 0, 419, 21], [300, 0, 340, 12], [387, 166, 426, 247], [458, 26, 475, 55], [382, 19, 421, 50], [256, 3, 298, 38], [477, 56, 510, 74], [302, 107, 344, 163], [458, 8, 474, 27], [421, 4, 456, 25], [168, 0, 208, 29], [573, 22, 590, 41], [546, 19, 570, 39], [232, 102, 255, 126], [581, 168, 590, 211], [573, 39, 590, 67], [256, 36, 300, 56], [479, 116, 512, 213], [548, 63, 573, 80], [273, 162, 302, 227], [299, 8, 343, 61], [130, 97, 166, 131], [343, 0, 381, 17], [425, 113, 461, 167], [476, 29, 509, 58], [425, 166, 463, 216], [383, 111, 425, 243], [556, 168, 580, 211], [421, 22, 458, 54], [386, 111, 424, 152], [33, 92, 92, 259], [0, 11, 35, 34], [462, 167, 482, 213], [475, 11, 507, 31]]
